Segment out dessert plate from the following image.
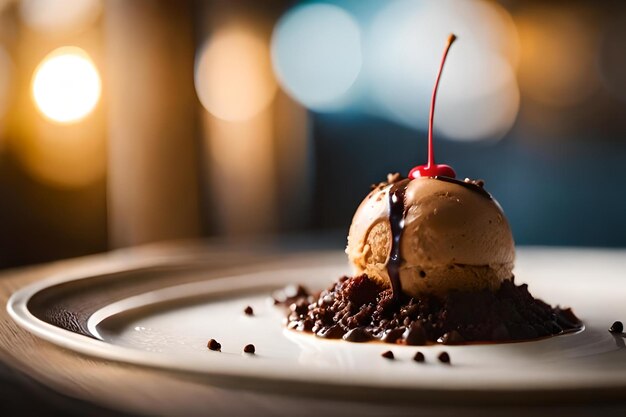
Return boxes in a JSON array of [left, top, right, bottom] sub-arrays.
[[7, 248, 626, 404]]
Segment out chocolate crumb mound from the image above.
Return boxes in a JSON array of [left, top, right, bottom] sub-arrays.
[[243, 344, 256, 354], [244, 306, 254, 316], [278, 275, 583, 345]]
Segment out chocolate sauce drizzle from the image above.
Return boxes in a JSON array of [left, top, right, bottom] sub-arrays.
[[386, 176, 490, 301], [387, 179, 411, 301]]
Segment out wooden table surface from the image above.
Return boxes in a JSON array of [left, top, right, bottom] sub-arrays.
[[1, 242, 626, 417]]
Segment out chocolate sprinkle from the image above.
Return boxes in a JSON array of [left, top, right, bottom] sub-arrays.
[[438, 351, 451, 364], [381, 350, 395, 360], [243, 344, 255, 354], [244, 306, 254, 316], [413, 351, 425, 363], [609, 321, 623, 334], [207, 339, 221, 351]]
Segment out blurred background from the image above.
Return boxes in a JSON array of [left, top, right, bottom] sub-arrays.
[[0, 0, 625, 270]]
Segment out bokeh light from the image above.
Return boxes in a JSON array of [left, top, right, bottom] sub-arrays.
[[195, 25, 277, 122], [437, 52, 519, 141], [17, 120, 106, 188], [516, 7, 601, 108], [366, 0, 520, 142], [271, 3, 362, 112], [20, 0, 102, 35], [0, 45, 13, 120], [597, 12, 626, 103], [32, 46, 101, 124], [0, 0, 11, 12]]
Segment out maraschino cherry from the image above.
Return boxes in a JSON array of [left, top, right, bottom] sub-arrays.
[[409, 34, 457, 179]]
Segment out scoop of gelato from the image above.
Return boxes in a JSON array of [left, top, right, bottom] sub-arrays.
[[346, 175, 515, 297]]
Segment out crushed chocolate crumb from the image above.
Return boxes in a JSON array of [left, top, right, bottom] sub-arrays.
[[438, 351, 451, 364], [273, 284, 311, 306], [464, 178, 485, 188], [387, 172, 403, 184], [243, 344, 256, 354], [381, 350, 395, 360], [244, 306, 254, 316], [413, 351, 425, 363], [609, 321, 623, 334], [440, 330, 465, 345], [404, 322, 427, 346], [207, 339, 221, 351], [382, 328, 405, 344], [370, 173, 406, 191], [277, 275, 582, 345], [343, 327, 373, 343]]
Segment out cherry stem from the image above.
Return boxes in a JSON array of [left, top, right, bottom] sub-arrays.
[[427, 34, 456, 169]]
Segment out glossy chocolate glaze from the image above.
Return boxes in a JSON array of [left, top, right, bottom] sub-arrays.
[[387, 178, 411, 301]]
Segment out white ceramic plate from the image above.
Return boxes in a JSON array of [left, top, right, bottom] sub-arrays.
[[7, 248, 626, 403]]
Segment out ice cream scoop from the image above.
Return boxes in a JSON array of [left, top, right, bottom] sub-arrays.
[[346, 174, 515, 298]]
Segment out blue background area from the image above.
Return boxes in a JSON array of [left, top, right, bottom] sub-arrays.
[[311, 113, 626, 246]]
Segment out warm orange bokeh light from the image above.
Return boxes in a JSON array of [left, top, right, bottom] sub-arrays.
[[195, 26, 277, 122], [516, 7, 600, 107], [32, 46, 101, 124], [0, 46, 12, 123]]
